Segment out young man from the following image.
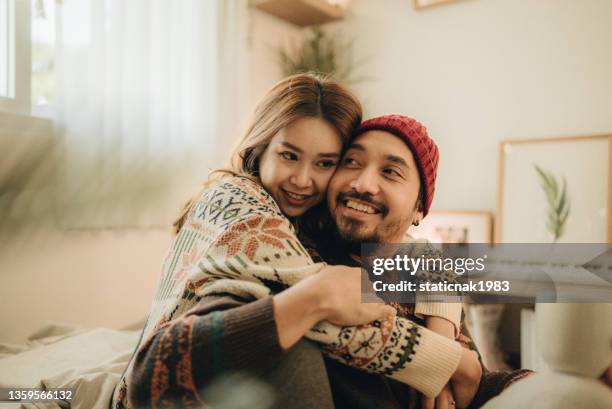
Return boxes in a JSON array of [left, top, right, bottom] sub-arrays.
[[299, 114, 482, 408]]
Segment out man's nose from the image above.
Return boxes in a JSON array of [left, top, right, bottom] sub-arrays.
[[351, 167, 380, 195], [289, 164, 313, 190]]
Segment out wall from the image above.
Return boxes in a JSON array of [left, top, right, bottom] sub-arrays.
[[326, 0, 612, 212], [247, 8, 304, 106], [0, 9, 301, 344]]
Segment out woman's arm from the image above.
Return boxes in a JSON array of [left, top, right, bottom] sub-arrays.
[[274, 264, 397, 350], [129, 295, 284, 408], [128, 275, 395, 408]]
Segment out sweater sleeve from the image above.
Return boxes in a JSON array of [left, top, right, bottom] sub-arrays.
[[408, 239, 463, 336], [313, 315, 462, 399], [128, 295, 283, 408], [414, 298, 463, 337]]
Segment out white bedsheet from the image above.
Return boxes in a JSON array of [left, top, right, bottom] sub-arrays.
[[0, 322, 140, 409]]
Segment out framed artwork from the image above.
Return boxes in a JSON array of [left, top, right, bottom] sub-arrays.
[[414, 0, 464, 10], [408, 210, 493, 243], [496, 134, 611, 243]]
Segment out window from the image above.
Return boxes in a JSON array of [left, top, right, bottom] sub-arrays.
[[0, 0, 15, 98], [0, 0, 30, 115], [31, 0, 55, 115], [0, 0, 54, 116]]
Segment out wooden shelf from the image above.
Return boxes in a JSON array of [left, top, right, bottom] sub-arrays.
[[253, 0, 346, 27]]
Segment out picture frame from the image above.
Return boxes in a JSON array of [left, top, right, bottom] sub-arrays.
[[496, 134, 612, 243], [408, 210, 493, 243], [414, 0, 464, 10]]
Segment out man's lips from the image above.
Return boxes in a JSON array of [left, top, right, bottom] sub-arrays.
[[342, 198, 381, 215], [336, 191, 387, 217]]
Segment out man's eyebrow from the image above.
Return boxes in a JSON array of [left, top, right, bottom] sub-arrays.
[[346, 143, 365, 152], [347, 144, 410, 168], [386, 154, 410, 169]]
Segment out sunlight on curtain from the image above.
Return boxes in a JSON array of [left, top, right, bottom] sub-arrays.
[[56, 0, 249, 228]]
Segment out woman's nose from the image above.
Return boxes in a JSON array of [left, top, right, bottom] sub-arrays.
[[289, 165, 313, 190]]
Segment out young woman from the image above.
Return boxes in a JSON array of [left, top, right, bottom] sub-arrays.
[[111, 73, 481, 409]]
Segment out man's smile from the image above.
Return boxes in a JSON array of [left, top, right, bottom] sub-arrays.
[[335, 191, 388, 222], [343, 199, 381, 215]]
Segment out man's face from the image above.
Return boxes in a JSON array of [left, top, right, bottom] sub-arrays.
[[327, 130, 423, 244]]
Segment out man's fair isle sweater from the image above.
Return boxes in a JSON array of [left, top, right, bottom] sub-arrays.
[[110, 176, 464, 409]]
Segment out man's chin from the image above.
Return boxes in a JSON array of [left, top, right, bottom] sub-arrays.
[[337, 219, 380, 244]]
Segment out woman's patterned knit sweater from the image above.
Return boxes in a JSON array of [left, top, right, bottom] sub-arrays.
[[111, 176, 466, 409]]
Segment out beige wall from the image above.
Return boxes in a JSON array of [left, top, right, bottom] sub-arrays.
[[0, 9, 300, 344], [2, 1, 611, 343], [247, 8, 303, 106], [0, 229, 172, 343], [327, 0, 612, 211]]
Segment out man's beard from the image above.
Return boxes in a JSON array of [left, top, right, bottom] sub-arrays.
[[334, 190, 411, 247], [337, 216, 410, 244]]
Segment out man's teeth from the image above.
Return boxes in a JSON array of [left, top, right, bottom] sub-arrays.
[[345, 199, 377, 214], [286, 191, 308, 200]]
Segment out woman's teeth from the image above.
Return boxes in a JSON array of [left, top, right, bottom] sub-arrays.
[[345, 199, 377, 214], [286, 191, 309, 200]]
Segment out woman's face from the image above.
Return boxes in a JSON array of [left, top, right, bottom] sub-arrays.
[[259, 116, 343, 217]]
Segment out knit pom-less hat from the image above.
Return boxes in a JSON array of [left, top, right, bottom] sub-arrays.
[[352, 114, 439, 216]]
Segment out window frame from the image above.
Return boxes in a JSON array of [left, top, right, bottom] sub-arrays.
[[0, 0, 30, 115]]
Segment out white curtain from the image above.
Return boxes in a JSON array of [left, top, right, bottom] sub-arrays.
[[55, 0, 249, 228]]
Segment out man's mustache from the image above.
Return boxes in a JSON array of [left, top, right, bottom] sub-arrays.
[[336, 191, 389, 216]]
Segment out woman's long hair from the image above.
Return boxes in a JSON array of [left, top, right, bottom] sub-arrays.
[[174, 73, 362, 233]]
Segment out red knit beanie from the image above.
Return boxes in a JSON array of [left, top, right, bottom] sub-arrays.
[[352, 114, 439, 216]]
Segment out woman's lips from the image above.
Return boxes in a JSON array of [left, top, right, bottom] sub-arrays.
[[282, 188, 312, 207]]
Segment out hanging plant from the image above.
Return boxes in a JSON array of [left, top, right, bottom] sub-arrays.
[[277, 26, 364, 83]]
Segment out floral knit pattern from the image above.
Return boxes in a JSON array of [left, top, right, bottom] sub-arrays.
[[111, 176, 462, 409]]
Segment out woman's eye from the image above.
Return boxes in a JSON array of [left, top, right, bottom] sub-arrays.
[[279, 151, 298, 161], [317, 159, 337, 169]]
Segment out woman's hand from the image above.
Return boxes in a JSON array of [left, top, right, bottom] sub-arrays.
[[274, 264, 395, 350], [450, 348, 482, 408], [316, 264, 397, 326], [422, 383, 456, 409]]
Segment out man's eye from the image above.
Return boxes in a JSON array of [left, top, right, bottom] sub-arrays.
[[383, 168, 401, 178], [317, 159, 337, 169], [342, 157, 359, 167], [279, 151, 298, 161]]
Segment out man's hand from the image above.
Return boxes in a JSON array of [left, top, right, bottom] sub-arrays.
[[422, 383, 456, 409], [450, 348, 482, 408]]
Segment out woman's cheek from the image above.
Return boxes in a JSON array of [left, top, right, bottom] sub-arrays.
[[319, 171, 336, 189]]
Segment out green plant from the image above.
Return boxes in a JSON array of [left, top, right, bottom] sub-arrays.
[[534, 164, 571, 242], [277, 27, 361, 82]]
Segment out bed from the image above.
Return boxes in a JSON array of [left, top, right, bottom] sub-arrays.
[[0, 322, 141, 409]]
